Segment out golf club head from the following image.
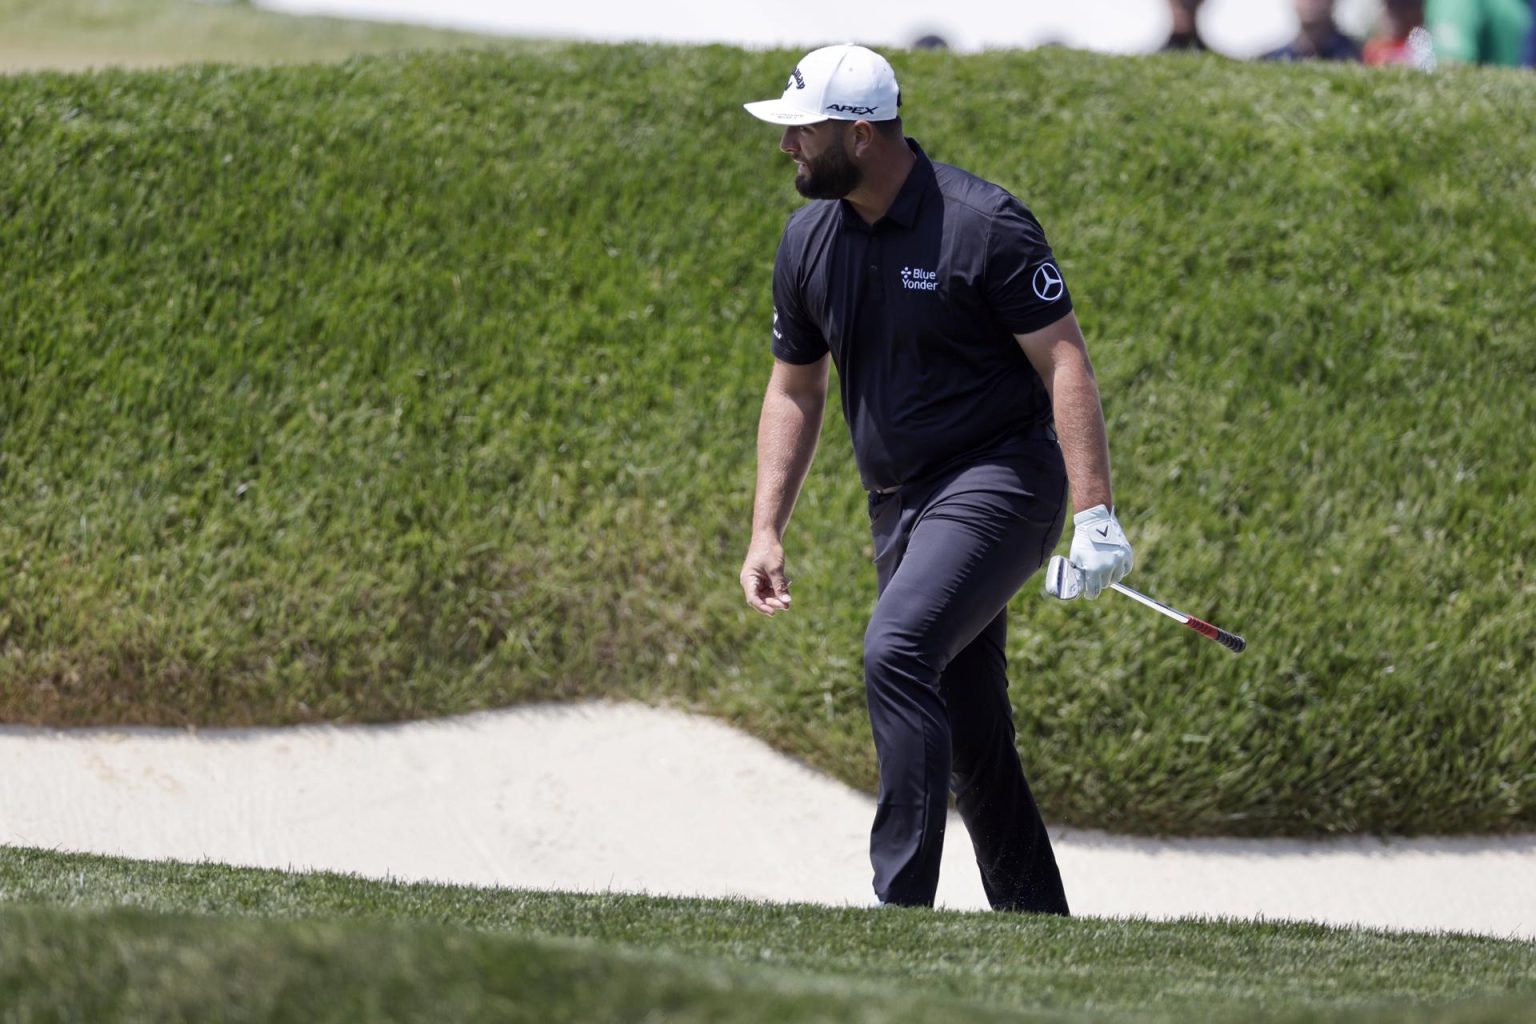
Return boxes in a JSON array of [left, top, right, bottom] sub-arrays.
[[1044, 555, 1082, 601]]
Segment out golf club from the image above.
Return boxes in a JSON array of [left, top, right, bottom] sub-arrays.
[[1045, 555, 1247, 654]]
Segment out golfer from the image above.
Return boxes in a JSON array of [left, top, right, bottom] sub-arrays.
[[738, 45, 1134, 913]]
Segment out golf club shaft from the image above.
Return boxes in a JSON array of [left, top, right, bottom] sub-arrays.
[[1110, 581, 1247, 654], [1108, 581, 1185, 622]]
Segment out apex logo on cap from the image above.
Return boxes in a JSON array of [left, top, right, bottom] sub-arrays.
[[828, 104, 877, 115]]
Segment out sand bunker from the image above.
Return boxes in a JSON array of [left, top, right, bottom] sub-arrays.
[[2, 701, 1531, 939]]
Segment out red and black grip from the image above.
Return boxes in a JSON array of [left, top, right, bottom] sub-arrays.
[[1185, 616, 1247, 654]]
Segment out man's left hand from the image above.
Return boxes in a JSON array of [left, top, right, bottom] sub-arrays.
[[1068, 504, 1133, 599]]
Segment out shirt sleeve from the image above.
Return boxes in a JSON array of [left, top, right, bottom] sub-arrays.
[[982, 194, 1074, 335], [770, 227, 828, 364]]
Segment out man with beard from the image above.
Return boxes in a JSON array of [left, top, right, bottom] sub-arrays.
[[738, 45, 1133, 913]]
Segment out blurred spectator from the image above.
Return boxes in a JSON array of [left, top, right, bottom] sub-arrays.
[[1425, 0, 1533, 65], [1528, 0, 1536, 65], [1363, 1, 1426, 64], [1263, 0, 1363, 60], [1161, 0, 1211, 51]]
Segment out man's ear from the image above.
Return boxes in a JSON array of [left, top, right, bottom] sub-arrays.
[[850, 120, 876, 157]]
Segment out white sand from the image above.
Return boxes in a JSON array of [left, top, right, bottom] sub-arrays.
[[2, 701, 1532, 939]]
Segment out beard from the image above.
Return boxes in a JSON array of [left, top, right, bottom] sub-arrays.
[[794, 138, 862, 199]]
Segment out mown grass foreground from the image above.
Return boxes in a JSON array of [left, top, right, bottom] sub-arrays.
[[1, 848, 1533, 1023], [1, 46, 1534, 837]]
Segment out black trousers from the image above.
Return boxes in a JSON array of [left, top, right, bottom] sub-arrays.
[[863, 438, 1070, 914]]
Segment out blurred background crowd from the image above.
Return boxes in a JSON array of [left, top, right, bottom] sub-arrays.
[[1159, 0, 1534, 68], [246, 0, 1535, 66]]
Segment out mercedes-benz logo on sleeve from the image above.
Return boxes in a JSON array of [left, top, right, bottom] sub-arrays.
[[1031, 262, 1065, 302]]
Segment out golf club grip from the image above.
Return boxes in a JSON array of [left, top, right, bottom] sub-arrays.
[[1185, 615, 1247, 654]]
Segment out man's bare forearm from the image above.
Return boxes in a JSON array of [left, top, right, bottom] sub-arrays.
[[741, 358, 829, 616], [1016, 314, 1114, 513], [751, 383, 824, 539], [1047, 349, 1113, 513]]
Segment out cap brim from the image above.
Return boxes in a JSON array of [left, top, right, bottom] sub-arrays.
[[743, 99, 828, 125]]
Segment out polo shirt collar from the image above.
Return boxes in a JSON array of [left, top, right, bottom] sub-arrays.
[[839, 138, 935, 231]]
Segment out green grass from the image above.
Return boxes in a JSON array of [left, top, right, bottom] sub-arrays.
[[0, 0, 516, 71], [1, 46, 1534, 837], [1, 848, 1532, 1022]]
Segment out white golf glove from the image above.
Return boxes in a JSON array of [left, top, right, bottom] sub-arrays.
[[1067, 504, 1133, 599]]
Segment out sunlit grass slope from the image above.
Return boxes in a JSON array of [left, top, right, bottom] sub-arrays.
[[1, 46, 1533, 835]]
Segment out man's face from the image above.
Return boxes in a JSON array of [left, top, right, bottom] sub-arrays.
[[780, 122, 862, 200]]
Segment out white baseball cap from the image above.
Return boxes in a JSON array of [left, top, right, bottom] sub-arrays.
[[743, 44, 901, 126]]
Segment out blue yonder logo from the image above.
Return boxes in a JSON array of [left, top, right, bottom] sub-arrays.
[[900, 266, 938, 292]]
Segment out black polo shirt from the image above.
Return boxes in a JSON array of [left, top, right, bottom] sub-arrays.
[[771, 140, 1073, 493]]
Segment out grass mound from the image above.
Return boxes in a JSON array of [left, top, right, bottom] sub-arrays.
[[1, 45, 1532, 835], [1, 848, 1533, 1022]]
